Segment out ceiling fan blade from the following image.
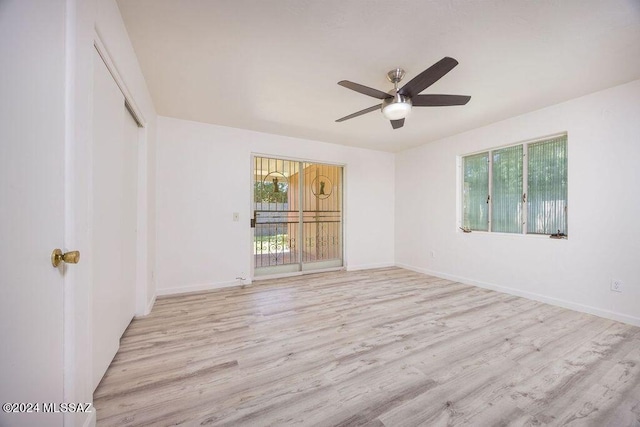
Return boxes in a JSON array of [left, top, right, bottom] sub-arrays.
[[390, 118, 405, 129], [335, 104, 380, 122], [338, 81, 393, 100], [412, 94, 471, 107], [398, 57, 459, 98]]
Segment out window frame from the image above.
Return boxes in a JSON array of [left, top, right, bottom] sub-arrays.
[[458, 133, 568, 237]]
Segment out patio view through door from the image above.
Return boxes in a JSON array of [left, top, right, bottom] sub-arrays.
[[253, 156, 343, 276]]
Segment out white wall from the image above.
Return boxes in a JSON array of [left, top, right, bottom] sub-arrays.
[[395, 79, 640, 326], [156, 116, 395, 294]]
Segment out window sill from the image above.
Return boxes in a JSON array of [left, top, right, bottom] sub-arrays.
[[457, 229, 568, 240]]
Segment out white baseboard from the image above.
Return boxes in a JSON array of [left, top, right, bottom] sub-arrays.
[[253, 266, 345, 281], [346, 262, 395, 272], [144, 294, 156, 315], [146, 293, 156, 315], [395, 263, 640, 327], [156, 279, 247, 297], [134, 293, 156, 318]]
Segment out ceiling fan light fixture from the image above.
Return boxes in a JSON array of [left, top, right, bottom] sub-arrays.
[[382, 93, 412, 120]]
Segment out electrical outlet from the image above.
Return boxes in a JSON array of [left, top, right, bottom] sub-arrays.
[[611, 280, 623, 293], [233, 212, 239, 222]]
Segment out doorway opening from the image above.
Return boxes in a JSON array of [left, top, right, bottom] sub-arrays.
[[253, 156, 343, 276]]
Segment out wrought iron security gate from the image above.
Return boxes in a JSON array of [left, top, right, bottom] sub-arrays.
[[253, 156, 343, 276]]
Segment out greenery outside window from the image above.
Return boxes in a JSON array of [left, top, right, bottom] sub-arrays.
[[461, 134, 567, 236]]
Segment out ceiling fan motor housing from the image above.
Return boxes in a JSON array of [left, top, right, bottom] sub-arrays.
[[382, 92, 412, 120], [383, 92, 412, 107]]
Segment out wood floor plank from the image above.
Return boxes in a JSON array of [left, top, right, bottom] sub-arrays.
[[93, 268, 640, 426]]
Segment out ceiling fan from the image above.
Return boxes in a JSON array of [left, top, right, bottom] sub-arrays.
[[335, 57, 470, 129]]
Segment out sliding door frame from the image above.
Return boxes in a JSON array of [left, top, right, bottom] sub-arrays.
[[250, 153, 346, 280]]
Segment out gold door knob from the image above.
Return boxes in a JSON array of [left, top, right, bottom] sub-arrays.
[[51, 249, 80, 267]]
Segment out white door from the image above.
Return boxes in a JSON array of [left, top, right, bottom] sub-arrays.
[[0, 1, 67, 426], [91, 49, 138, 390]]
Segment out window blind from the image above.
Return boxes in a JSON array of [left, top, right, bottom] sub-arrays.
[[462, 152, 489, 231], [491, 145, 523, 233], [527, 136, 568, 234]]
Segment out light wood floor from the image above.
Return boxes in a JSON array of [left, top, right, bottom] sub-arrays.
[[94, 267, 640, 426]]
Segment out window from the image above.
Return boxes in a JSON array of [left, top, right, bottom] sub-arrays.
[[462, 152, 489, 231], [461, 135, 567, 235]]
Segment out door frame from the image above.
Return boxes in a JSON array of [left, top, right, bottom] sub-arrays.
[[250, 153, 346, 281]]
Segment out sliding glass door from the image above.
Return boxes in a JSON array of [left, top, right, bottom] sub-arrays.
[[253, 156, 343, 276]]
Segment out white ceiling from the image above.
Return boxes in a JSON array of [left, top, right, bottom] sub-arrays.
[[117, 0, 640, 152]]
